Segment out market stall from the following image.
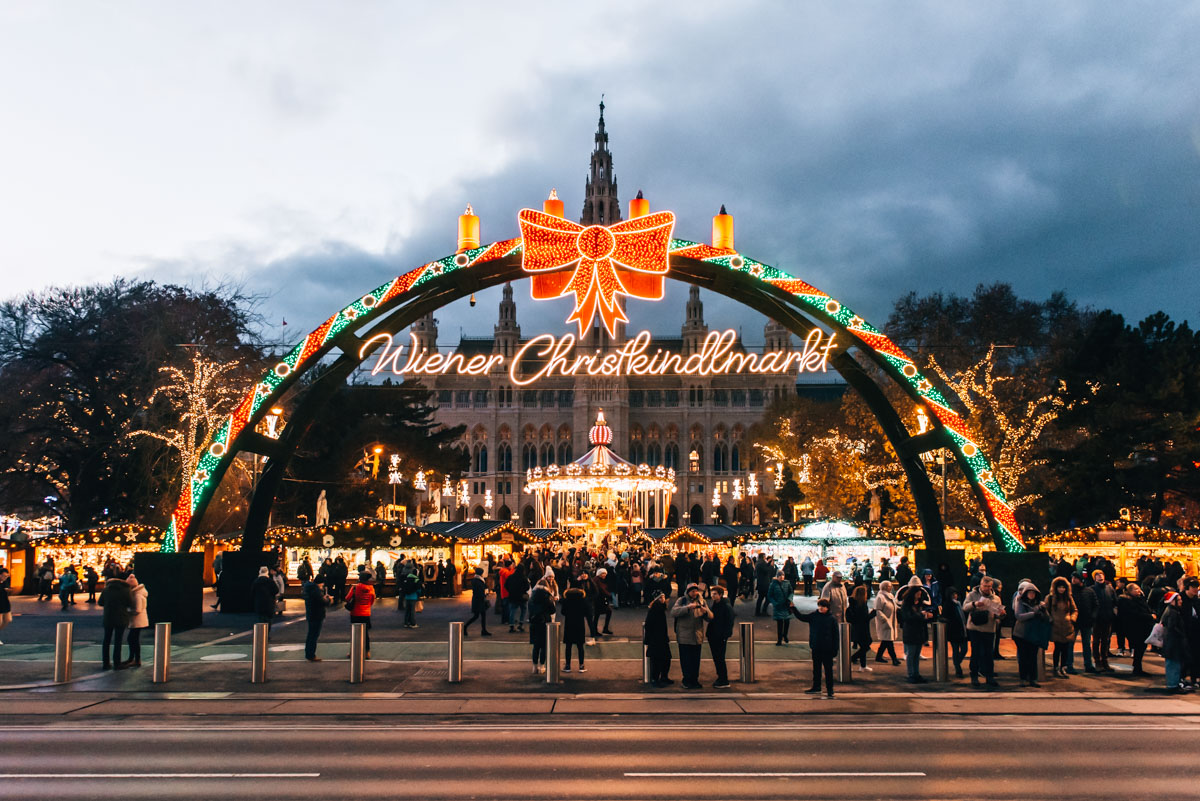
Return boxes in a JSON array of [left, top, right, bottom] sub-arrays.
[[1033, 521, 1200, 578], [273, 518, 455, 584], [421, 520, 540, 576], [737, 519, 915, 575], [29, 524, 166, 576]]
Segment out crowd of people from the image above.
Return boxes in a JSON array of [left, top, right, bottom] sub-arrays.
[[7, 543, 1199, 696]]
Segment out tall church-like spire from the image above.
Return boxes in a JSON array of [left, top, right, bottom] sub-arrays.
[[493, 281, 521, 358], [581, 98, 621, 226]]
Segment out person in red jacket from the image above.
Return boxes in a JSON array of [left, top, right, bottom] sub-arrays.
[[345, 571, 376, 658]]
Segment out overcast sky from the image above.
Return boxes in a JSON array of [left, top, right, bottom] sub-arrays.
[[2, 2, 1197, 347]]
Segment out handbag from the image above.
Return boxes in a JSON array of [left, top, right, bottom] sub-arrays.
[[343, 585, 356, 612], [970, 608, 990, 626], [1145, 622, 1165, 648], [415, 600, 424, 613]]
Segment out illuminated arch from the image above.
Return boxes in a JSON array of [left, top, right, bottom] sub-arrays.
[[161, 233, 1025, 554]]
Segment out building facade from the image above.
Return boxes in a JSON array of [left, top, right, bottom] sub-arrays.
[[407, 104, 818, 528]]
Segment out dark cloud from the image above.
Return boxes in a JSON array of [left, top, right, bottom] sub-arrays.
[[144, 3, 1200, 345]]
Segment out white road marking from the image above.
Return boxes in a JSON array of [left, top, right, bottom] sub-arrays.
[[625, 771, 925, 777], [0, 773, 319, 779]]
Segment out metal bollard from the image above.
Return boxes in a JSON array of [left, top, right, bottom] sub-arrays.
[[932, 621, 948, 682], [53, 621, 73, 683], [739, 621, 756, 683], [547, 620, 562, 684], [251, 622, 269, 683], [448, 621, 463, 683], [836, 622, 852, 683], [1036, 647, 1047, 682], [349, 622, 366, 684], [641, 622, 652, 684], [152, 622, 171, 684]]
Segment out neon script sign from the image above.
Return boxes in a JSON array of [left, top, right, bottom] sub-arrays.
[[361, 328, 836, 384]]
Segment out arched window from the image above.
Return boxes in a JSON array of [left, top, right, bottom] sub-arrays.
[[730, 444, 740, 472], [631, 442, 644, 463], [497, 443, 512, 472], [665, 443, 679, 470], [689, 504, 704, 525], [713, 443, 727, 473], [497, 504, 512, 521], [667, 505, 680, 526], [647, 442, 661, 467], [474, 445, 488, 474], [715, 505, 728, 523], [557, 442, 570, 463], [522, 505, 536, 526], [540, 443, 553, 467], [523, 443, 537, 471]]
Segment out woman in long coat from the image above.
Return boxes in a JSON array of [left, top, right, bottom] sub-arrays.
[[872, 580, 901, 665], [768, 571, 794, 645], [1046, 576, 1078, 678], [560, 581, 591, 673], [643, 590, 673, 686]]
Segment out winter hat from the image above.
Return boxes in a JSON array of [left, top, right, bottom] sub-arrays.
[[686, 582, 701, 592], [258, 566, 270, 577], [1164, 591, 1180, 605], [596, 568, 608, 577]]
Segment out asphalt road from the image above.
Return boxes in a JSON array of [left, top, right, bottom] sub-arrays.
[[2, 718, 1198, 800]]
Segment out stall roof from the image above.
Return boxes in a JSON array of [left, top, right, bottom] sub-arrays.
[[642, 525, 762, 544], [31, 523, 166, 549], [1036, 520, 1200, 545], [419, 520, 539, 543]]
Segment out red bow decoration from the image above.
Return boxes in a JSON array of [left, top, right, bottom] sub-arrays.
[[518, 209, 675, 338]]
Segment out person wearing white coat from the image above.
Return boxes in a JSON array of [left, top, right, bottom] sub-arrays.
[[872, 580, 901, 665], [125, 575, 149, 668]]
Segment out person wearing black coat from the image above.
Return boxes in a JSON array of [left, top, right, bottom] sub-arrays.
[[1070, 573, 1097, 673], [560, 585, 592, 672], [1088, 572, 1117, 671], [721, 559, 740, 603], [942, 586, 968, 677], [527, 580, 555, 673], [463, 568, 491, 636], [795, 599, 839, 697], [99, 576, 133, 670], [707, 585, 736, 688], [754, 556, 773, 616], [300, 574, 329, 661], [251, 567, 279, 628], [643, 590, 673, 686], [1117, 584, 1155, 676], [845, 585, 877, 669], [899, 586, 933, 683]]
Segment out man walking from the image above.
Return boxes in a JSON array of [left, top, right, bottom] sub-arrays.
[[963, 576, 1004, 688], [463, 567, 492, 636], [671, 583, 712, 689], [754, 555, 772, 616], [707, 585, 735, 688], [301, 572, 328, 661]]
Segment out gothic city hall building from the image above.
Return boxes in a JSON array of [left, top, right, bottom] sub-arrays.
[[397, 105, 840, 528]]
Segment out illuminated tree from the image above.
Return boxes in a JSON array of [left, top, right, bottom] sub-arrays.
[[925, 344, 1065, 511], [127, 349, 246, 516]]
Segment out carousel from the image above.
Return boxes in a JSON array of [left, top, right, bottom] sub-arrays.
[[525, 410, 675, 543]]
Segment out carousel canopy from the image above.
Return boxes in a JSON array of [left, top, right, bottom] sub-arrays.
[[525, 409, 675, 493]]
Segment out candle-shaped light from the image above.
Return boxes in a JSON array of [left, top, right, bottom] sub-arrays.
[[458, 204, 480, 252], [629, 189, 649, 219], [543, 188, 564, 218], [712, 204, 734, 250]]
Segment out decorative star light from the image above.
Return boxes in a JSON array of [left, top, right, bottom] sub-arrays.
[[517, 208, 675, 338]]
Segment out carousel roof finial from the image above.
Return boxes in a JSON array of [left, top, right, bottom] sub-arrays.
[[589, 409, 612, 446]]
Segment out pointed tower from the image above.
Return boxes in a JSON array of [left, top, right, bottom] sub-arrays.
[[681, 285, 708, 355], [493, 282, 521, 358], [410, 312, 438, 353], [581, 99, 621, 226], [764, 318, 792, 352]]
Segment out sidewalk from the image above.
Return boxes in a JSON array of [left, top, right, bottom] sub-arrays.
[[0, 591, 1183, 703]]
